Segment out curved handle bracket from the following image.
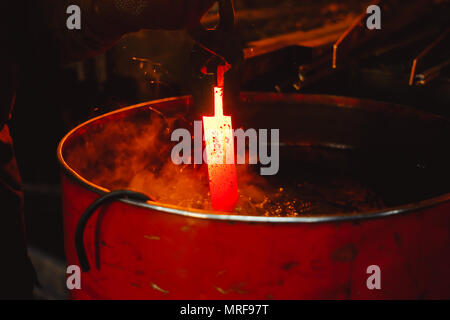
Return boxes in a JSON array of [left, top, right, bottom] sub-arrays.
[[74, 190, 150, 272]]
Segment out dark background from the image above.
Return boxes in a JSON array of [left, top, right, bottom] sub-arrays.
[[7, 1, 449, 298]]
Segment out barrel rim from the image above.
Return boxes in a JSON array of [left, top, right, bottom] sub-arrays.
[[57, 93, 450, 224]]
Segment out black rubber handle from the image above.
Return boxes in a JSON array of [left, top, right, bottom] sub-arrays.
[[74, 190, 150, 272]]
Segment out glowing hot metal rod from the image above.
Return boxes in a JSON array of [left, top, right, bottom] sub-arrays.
[[203, 85, 238, 212], [190, 0, 240, 211]]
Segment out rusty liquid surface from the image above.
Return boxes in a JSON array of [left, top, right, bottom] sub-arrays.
[[65, 112, 386, 217]]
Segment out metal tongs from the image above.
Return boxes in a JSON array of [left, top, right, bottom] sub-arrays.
[[189, 0, 242, 68], [188, 0, 243, 116]]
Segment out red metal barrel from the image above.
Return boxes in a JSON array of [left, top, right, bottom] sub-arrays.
[[58, 93, 450, 299]]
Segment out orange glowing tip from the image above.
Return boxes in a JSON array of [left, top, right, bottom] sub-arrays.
[[203, 86, 239, 212]]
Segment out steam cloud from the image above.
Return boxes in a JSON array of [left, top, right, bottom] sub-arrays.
[[65, 110, 383, 216]]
